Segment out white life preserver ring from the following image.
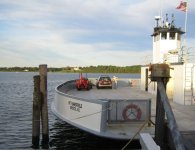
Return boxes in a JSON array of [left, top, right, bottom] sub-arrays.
[[122, 104, 142, 121]]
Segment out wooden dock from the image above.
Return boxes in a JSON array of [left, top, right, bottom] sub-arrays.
[[181, 131, 195, 149]]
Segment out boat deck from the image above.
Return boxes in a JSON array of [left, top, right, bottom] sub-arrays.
[[54, 81, 195, 144], [65, 85, 195, 140], [57, 85, 155, 139]]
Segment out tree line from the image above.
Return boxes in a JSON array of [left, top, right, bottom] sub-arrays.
[[81, 65, 141, 73], [0, 65, 141, 73]]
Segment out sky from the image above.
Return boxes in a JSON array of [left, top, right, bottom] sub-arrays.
[[0, 0, 195, 67]]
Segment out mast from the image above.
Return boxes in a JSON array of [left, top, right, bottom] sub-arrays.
[[159, 0, 163, 26], [176, 1, 188, 62]]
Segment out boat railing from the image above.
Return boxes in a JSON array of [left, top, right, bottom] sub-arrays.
[[155, 80, 185, 149], [89, 78, 141, 88], [57, 80, 76, 92], [55, 80, 109, 133]]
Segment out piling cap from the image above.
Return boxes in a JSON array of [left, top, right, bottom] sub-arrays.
[[149, 64, 171, 81]]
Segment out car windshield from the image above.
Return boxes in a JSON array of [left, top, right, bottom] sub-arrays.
[[99, 77, 111, 81]]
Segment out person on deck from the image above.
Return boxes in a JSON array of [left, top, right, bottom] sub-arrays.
[[112, 76, 118, 89]]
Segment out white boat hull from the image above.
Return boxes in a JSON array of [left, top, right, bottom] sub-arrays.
[[52, 79, 155, 140]]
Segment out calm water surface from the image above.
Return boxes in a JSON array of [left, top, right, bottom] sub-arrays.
[[0, 72, 140, 150]]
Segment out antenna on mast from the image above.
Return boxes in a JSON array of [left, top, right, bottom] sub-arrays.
[[171, 14, 175, 28], [165, 13, 169, 27], [159, 0, 163, 26], [155, 16, 161, 27]]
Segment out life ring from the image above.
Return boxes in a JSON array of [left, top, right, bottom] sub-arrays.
[[122, 104, 142, 121]]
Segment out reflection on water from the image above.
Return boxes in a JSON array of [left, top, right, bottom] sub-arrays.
[[0, 72, 141, 149], [49, 118, 141, 150]]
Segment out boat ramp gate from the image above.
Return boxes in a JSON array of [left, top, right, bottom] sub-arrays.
[[107, 99, 151, 123]]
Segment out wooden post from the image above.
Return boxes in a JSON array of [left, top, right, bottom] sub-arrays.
[[150, 64, 185, 150], [157, 81, 185, 150], [32, 75, 41, 148], [39, 64, 49, 148], [145, 68, 148, 91], [155, 79, 166, 149], [150, 64, 169, 149]]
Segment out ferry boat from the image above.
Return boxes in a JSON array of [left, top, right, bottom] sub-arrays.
[[51, 78, 155, 140], [52, 13, 195, 142]]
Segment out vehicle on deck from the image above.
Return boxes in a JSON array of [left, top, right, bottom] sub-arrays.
[[96, 75, 112, 89], [76, 73, 92, 90]]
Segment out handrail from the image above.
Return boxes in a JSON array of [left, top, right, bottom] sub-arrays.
[[157, 80, 185, 150]]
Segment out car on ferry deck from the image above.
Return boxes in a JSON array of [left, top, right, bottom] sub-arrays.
[[96, 75, 112, 89]]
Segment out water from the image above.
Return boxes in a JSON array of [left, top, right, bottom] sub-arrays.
[[0, 72, 141, 149]]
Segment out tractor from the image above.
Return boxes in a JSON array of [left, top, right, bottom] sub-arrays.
[[75, 73, 92, 90]]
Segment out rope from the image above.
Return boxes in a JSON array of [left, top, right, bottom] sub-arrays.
[[31, 104, 114, 122], [121, 119, 151, 150], [149, 119, 155, 126], [70, 104, 113, 121]]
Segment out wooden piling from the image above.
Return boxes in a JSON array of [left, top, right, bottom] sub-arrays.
[[145, 68, 148, 91], [150, 64, 185, 150], [155, 79, 166, 149], [32, 75, 41, 148], [39, 64, 49, 148], [157, 81, 185, 150]]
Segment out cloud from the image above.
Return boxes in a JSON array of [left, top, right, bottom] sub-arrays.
[[0, 0, 195, 67]]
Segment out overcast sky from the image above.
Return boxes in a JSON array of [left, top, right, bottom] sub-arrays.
[[0, 0, 195, 67]]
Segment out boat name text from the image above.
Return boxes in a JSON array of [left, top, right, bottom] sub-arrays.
[[68, 101, 82, 112]]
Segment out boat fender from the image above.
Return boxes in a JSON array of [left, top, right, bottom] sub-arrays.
[[122, 104, 142, 121]]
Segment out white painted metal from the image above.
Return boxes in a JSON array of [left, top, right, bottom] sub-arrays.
[[184, 63, 192, 105], [141, 16, 195, 106], [52, 80, 155, 140], [108, 100, 151, 123], [141, 63, 195, 105], [170, 63, 195, 105], [153, 32, 181, 63], [54, 92, 106, 132], [140, 133, 160, 150], [173, 64, 185, 105]]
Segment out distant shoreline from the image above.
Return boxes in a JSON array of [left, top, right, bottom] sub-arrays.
[[0, 65, 141, 74], [0, 71, 140, 74]]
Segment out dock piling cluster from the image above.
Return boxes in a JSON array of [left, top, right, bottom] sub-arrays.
[[32, 64, 49, 149], [32, 75, 41, 148]]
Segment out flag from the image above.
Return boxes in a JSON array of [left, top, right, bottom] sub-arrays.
[[176, 1, 187, 12]]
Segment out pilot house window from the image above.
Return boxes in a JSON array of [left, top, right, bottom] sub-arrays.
[[170, 32, 175, 40], [161, 32, 167, 40]]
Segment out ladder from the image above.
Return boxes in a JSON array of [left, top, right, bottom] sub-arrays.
[[192, 65, 195, 105], [184, 64, 193, 105]]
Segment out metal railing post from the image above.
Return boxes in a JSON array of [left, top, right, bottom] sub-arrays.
[[150, 64, 185, 150], [157, 81, 185, 150]]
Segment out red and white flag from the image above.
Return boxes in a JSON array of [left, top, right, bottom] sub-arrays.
[[176, 1, 187, 12]]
